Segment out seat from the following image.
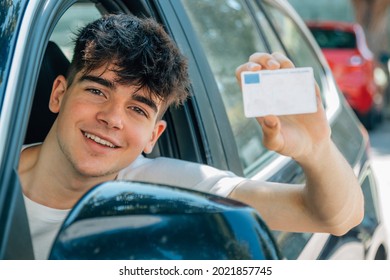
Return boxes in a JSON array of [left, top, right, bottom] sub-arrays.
[[24, 41, 70, 144]]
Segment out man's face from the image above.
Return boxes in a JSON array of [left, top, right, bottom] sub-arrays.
[[48, 66, 167, 178]]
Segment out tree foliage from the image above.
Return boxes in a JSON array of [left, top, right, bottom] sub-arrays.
[[351, 0, 390, 56]]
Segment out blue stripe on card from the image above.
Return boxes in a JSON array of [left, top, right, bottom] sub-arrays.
[[244, 73, 260, 84]]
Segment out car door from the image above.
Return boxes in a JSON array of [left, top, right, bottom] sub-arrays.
[[163, 0, 309, 258], [165, 0, 308, 258], [162, 0, 377, 260]]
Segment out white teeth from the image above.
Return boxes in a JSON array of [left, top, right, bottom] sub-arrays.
[[84, 132, 116, 148]]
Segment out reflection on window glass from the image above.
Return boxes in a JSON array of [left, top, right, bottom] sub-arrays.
[[252, 4, 286, 54], [182, 0, 272, 175], [361, 174, 379, 226], [261, 1, 327, 105], [274, 231, 312, 259], [309, 28, 356, 49]]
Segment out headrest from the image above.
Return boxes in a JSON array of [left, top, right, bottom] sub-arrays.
[[24, 41, 70, 144]]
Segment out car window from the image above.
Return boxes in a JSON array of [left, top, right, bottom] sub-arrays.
[[260, 1, 328, 106], [309, 28, 357, 49], [361, 171, 380, 226], [250, 3, 286, 55], [181, 0, 276, 176]]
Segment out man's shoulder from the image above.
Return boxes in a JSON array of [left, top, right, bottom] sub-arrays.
[[117, 156, 245, 197], [119, 155, 185, 170], [117, 155, 203, 178], [118, 155, 232, 177]]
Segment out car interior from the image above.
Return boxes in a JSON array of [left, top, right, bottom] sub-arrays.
[[24, 41, 70, 145]]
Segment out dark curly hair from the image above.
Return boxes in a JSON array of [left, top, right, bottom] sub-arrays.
[[67, 14, 190, 112]]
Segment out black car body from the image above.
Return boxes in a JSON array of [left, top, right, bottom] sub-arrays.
[[0, 0, 388, 259]]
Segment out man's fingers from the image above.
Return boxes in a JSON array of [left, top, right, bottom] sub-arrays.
[[249, 52, 295, 69], [236, 52, 296, 88], [236, 53, 278, 83], [271, 52, 295, 69], [249, 52, 280, 70], [235, 62, 262, 83]]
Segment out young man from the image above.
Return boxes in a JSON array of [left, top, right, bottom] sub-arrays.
[[18, 14, 364, 259]]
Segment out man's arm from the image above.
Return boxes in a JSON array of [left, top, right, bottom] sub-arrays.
[[230, 52, 364, 236]]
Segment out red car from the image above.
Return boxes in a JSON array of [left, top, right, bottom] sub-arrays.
[[307, 21, 382, 129]]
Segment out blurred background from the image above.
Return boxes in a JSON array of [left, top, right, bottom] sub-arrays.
[[288, 0, 390, 243], [289, 0, 390, 123]]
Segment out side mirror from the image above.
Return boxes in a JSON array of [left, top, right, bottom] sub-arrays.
[[49, 181, 281, 260]]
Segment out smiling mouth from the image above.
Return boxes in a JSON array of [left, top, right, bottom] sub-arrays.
[[83, 132, 118, 148]]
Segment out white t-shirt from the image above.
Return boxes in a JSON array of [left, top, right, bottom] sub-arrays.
[[24, 155, 246, 259], [24, 195, 69, 260]]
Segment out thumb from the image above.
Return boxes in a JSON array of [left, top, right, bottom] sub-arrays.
[[257, 115, 283, 152]]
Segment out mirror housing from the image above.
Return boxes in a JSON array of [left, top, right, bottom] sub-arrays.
[[49, 181, 281, 260]]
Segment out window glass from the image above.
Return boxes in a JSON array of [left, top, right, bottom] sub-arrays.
[[251, 4, 286, 55], [274, 231, 312, 259], [261, 1, 327, 105], [361, 173, 379, 225], [309, 28, 356, 49], [181, 0, 272, 175]]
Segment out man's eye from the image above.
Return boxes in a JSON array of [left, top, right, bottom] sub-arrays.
[[130, 106, 147, 117], [87, 88, 104, 96]]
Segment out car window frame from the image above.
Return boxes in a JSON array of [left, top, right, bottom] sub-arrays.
[[155, 0, 248, 175], [259, 0, 342, 119]]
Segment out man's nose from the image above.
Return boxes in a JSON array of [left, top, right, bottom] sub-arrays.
[[96, 102, 124, 130]]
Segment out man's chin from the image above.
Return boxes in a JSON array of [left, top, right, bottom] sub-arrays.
[[73, 164, 120, 180]]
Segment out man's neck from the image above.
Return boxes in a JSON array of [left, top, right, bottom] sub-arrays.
[[19, 141, 116, 210]]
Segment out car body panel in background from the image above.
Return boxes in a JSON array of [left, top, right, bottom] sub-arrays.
[[307, 21, 384, 130]]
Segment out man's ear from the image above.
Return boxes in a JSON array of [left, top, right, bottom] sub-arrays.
[[49, 75, 67, 113], [143, 120, 167, 154]]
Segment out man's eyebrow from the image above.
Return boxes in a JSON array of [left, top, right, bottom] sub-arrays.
[[79, 75, 115, 89], [132, 94, 158, 113], [79, 75, 158, 113]]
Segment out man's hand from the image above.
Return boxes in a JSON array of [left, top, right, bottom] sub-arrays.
[[233, 52, 364, 235], [236, 52, 330, 163]]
